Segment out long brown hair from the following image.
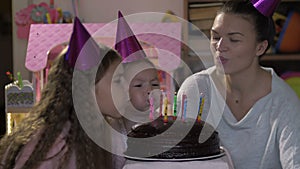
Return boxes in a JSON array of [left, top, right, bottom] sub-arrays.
[[0, 44, 121, 169]]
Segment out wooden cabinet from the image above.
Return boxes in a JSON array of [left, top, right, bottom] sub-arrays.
[[260, 54, 300, 75], [183, 0, 300, 75], [185, 0, 223, 38]]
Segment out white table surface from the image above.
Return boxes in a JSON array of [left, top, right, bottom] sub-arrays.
[[123, 148, 234, 169]]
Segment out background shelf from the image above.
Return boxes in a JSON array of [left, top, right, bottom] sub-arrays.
[[183, 0, 300, 75]]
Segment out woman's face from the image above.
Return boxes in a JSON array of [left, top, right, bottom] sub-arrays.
[[210, 13, 266, 74], [95, 60, 122, 118], [129, 68, 160, 111]]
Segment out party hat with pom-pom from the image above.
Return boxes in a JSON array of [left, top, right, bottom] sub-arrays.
[[250, 0, 281, 17], [115, 11, 147, 63], [65, 17, 100, 70]]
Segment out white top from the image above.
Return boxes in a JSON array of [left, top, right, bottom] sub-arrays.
[[177, 66, 300, 169]]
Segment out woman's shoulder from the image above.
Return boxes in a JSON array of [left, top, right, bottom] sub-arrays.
[[270, 69, 300, 104], [178, 67, 216, 97], [194, 66, 216, 75], [265, 69, 300, 123], [185, 66, 215, 81]]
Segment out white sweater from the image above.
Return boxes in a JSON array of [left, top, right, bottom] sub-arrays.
[[177, 66, 300, 169]]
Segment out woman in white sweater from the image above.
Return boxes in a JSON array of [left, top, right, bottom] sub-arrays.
[[177, 1, 300, 168]]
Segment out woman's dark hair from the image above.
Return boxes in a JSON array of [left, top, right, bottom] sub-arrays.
[[218, 0, 276, 55], [0, 44, 121, 169]]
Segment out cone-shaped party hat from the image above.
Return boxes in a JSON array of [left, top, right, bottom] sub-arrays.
[[65, 17, 100, 70], [250, 0, 281, 17], [115, 11, 147, 63]]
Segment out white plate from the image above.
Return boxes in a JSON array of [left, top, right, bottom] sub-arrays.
[[124, 147, 225, 162]]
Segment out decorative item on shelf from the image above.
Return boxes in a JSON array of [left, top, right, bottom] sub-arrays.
[[281, 71, 300, 98], [5, 71, 27, 91], [161, 10, 180, 23], [5, 71, 35, 134], [275, 10, 300, 53], [272, 12, 287, 44], [14, 1, 72, 39]]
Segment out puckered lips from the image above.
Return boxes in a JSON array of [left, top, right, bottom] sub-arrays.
[[216, 55, 228, 65]]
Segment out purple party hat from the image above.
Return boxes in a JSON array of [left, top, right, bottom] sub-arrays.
[[65, 17, 100, 70], [250, 0, 281, 17], [115, 11, 147, 63]]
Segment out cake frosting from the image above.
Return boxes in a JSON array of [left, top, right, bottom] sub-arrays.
[[125, 116, 220, 159]]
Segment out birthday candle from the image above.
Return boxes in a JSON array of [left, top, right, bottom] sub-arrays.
[[149, 96, 154, 120], [197, 94, 205, 122], [183, 96, 187, 121], [166, 75, 171, 102], [181, 94, 187, 121], [163, 93, 168, 123], [161, 92, 167, 116], [159, 90, 163, 116], [173, 92, 177, 117]]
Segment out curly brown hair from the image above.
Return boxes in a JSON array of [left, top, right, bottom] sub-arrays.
[[0, 44, 122, 169]]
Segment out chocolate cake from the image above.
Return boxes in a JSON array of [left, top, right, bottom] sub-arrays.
[[125, 116, 220, 159]]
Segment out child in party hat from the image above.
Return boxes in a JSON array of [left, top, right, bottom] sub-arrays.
[[114, 11, 161, 123], [177, 0, 300, 168], [105, 11, 162, 169], [0, 17, 124, 169]]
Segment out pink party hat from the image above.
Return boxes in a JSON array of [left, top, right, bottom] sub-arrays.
[[115, 11, 147, 63], [65, 17, 100, 70], [250, 0, 281, 17]]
